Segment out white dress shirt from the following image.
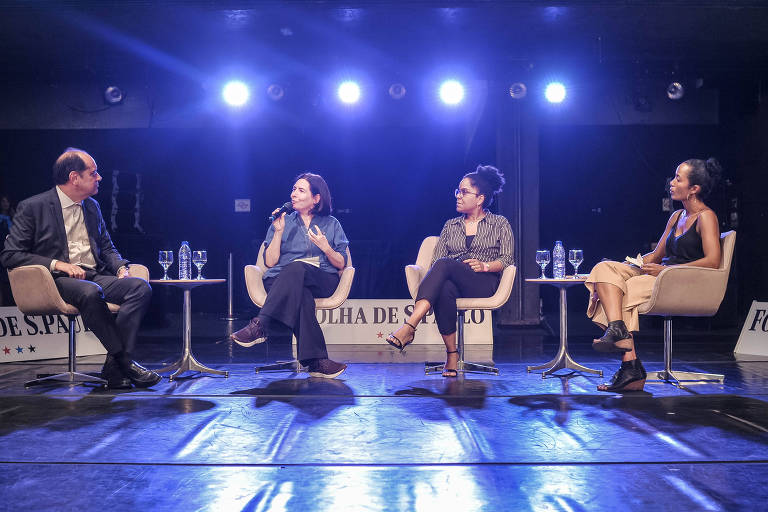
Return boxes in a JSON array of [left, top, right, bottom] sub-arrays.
[[50, 186, 97, 271]]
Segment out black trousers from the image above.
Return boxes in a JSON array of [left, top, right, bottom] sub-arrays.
[[260, 262, 340, 364], [54, 270, 152, 355], [416, 258, 499, 335]]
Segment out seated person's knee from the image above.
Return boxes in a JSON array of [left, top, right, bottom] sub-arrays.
[[431, 258, 454, 272]]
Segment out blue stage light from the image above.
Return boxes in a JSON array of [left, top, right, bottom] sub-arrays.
[[439, 80, 465, 105], [222, 81, 250, 107], [545, 82, 566, 103], [337, 81, 361, 104]]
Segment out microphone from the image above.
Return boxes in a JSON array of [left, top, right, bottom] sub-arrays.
[[269, 201, 293, 222]]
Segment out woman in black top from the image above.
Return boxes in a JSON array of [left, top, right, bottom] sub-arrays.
[[585, 158, 723, 392], [384, 165, 514, 377]]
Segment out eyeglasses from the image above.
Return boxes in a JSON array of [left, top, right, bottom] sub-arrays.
[[454, 188, 480, 198]]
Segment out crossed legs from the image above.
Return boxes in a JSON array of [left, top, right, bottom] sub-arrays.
[[389, 258, 498, 376]]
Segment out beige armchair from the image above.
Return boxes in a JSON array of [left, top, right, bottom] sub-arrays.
[[244, 244, 354, 373], [8, 263, 150, 387], [406, 236, 517, 375], [638, 230, 736, 386]]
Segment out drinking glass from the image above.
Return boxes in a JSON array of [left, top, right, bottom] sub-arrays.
[[158, 250, 173, 280], [568, 249, 584, 277], [535, 250, 550, 279], [192, 250, 207, 280]]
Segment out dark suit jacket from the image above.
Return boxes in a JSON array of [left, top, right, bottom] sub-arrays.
[[0, 187, 128, 275]]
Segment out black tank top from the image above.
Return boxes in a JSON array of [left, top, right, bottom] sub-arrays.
[[662, 211, 706, 265]]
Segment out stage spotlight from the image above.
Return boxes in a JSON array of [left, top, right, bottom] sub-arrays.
[[439, 80, 465, 105], [509, 82, 527, 99], [337, 81, 361, 104], [544, 82, 566, 103], [267, 84, 285, 101], [222, 81, 250, 107], [388, 83, 406, 100], [667, 82, 685, 100], [104, 86, 124, 105]]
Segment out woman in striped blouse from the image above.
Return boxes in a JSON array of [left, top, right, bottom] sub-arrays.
[[385, 165, 515, 377]]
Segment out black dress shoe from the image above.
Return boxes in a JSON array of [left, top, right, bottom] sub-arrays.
[[119, 359, 162, 388], [104, 375, 133, 389], [597, 358, 647, 392], [101, 355, 133, 389]]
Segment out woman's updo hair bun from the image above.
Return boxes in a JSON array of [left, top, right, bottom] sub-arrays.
[[684, 157, 722, 200], [464, 164, 505, 208]]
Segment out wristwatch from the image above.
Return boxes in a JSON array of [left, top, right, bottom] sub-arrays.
[[483, 262, 490, 272]]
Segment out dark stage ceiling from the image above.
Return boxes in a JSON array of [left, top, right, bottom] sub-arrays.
[[1, 0, 768, 86]]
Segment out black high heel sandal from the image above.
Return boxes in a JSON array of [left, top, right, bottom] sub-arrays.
[[385, 321, 418, 352], [597, 358, 647, 392], [442, 350, 459, 378], [592, 320, 633, 353]]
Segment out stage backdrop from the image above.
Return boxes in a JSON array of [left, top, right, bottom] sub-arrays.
[[734, 301, 768, 358], [301, 299, 492, 345], [0, 307, 106, 362]]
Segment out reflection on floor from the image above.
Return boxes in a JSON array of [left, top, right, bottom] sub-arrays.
[[1, 314, 767, 510]]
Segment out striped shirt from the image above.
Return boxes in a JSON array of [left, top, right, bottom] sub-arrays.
[[432, 212, 515, 269]]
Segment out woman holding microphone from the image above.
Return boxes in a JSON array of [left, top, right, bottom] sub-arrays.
[[232, 173, 349, 378]]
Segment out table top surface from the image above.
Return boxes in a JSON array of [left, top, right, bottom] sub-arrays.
[[526, 275, 588, 285], [149, 278, 226, 288]]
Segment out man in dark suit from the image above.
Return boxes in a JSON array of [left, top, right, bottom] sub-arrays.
[[0, 148, 161, 389]]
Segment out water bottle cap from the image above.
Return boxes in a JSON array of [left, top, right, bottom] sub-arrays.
[[555, 240, 562, 244]]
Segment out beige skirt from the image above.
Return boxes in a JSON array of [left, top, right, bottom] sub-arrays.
[[584, 260, 656, 331]]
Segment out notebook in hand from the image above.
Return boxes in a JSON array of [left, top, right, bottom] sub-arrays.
[[624, 253, 643, 267]]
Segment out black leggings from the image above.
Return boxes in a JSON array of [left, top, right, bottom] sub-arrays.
[[416, 258, 499, 335]]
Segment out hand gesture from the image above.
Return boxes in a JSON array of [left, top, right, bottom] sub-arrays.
[[307, 225, 332, 253], [641, 263, 665, 277], [463, 258, 486, 272], [55, 261, 86, 279], [271, 210, 286, 232]]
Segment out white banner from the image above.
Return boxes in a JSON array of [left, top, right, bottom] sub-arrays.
[[310, 299, 493, 345], [734, 301, 768, 357], [0, 306, 106, 362]]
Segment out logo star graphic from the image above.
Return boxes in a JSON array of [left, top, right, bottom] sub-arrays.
[[16, 346, 23, 353], [28, 345, 36, 353], [376, 332, 384, 338], [2, 347, 9, 355]]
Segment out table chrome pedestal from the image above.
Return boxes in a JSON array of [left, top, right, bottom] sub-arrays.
[[150, 279, 229, 381], [525, 277, 603, 379]]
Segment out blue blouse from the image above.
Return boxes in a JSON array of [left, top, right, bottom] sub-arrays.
[[263, 211, 349, 278]]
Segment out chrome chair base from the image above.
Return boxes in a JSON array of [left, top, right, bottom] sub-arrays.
[[647, 370, 725, 387], [25, 371, 106, 388], [424, 311, 499, 376], [425, 360, 499, 375], [255, 360, 305, 373], [646, 317, 725, 388]]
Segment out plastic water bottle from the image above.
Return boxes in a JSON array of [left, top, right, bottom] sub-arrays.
[[553, 240, 566, 279], [178, 241, 191, 280]]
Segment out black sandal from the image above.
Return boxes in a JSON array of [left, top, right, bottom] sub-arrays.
[[442, 350, 459, 378], [385, 321, 417, 352], [592, 320, 633, 353]]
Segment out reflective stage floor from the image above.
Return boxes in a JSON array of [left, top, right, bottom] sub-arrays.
[[1, 314, 767, 511]]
